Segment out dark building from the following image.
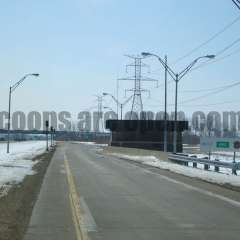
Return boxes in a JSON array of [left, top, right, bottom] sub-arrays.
[[106, 120, 188, 152]]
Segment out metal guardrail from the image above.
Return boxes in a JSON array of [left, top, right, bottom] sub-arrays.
[[168, 153, 240, 175]]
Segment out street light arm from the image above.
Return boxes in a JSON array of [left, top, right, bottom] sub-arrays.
[[11, 75, 28, 92], [178, 55, 215, 80], [103, 93, 120, 106], [155, 55, 176, 78], [141, 52, 176, 80], [178, 58, 199, 80], [110, 94, 120, 105], [11, 73, 39, 92], [122, 95, 133, 106]]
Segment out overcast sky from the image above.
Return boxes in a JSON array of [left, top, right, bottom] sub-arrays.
[[0, 0, 239, 119]]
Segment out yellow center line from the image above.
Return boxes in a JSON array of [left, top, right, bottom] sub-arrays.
[[64, 153, 89, 240]]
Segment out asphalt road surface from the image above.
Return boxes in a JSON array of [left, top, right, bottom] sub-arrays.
[[24, 142, 240, 240]]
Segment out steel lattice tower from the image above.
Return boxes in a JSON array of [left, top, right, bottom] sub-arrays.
[[131, 57, 143, 115], [118, 55, 158, 120]]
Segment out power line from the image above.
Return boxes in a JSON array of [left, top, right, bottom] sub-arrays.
[[203, 46, 240, 65], [145, 100, 238, 108], [173, 15, 240, 64], [216, 37, 240, 55], [179, 80, 240, 104], [190, 38, 240, 72], [180, 100, 238, 108], [180, 79, 240, 93], [233, 0, 240, 10], [150, 37, 240, 75], [148, 80, 240, 106]]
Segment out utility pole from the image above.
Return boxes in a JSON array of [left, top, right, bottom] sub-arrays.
[[164, 55, 168, 152], [173, 74, 179, 154], [7, 86, 12, 153], [118, 55, 158, 120]]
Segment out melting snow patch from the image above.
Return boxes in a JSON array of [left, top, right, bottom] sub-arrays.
[[74, 141, 108, 147], [0, 141, 46, 197]]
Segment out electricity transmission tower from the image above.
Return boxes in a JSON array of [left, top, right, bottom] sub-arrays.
[[118, 55, 158, 120]]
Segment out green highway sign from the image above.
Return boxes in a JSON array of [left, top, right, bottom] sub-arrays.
[[216, 141, 230, 149], [201, 137, 240, 152]]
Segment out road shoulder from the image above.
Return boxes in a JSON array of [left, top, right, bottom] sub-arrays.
[[101, 145, 240, 201], [0, 148, 55, 240]]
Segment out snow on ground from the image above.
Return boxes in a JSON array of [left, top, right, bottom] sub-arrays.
[[74, 141, 108, 147], [0, 141, 46, 197], [107, 153, 240, 188]]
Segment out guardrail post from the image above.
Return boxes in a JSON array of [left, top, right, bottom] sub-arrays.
[[193, 162, 197, 168], [232, 164, 237, 175], [232, 152, 237, 175], [204, 164, 209, 171], [214, 166, 219, 172], [214, 159, 219, 172]]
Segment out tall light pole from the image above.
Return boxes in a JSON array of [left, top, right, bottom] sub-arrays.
[[142, 52, 215, 153], [7, 73, 39, 153], [164, 55, 168, 152], [103, 92, 133, 120]]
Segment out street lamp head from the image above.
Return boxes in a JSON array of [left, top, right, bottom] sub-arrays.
[[141, 52, 152, 57], [102, 92, 108, 96], [31, 73, 40, 77], [205, 55, 215, 59]]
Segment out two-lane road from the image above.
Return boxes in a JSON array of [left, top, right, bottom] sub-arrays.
[[25, 142, 240, 240]]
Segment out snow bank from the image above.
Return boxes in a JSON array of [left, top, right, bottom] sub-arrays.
[[108, 153, 240, 188], [74, 141, 108, 147], [0, 141, 46, 197]]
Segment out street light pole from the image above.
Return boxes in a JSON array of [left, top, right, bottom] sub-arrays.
[[6, 73, 39, 153], [7, 87, 12, 153], [120, 104, 123, 120], [103, 93, 133, 121], [142, 52, 215, 153], [102, 93, 119, 119], [164, 55, 168, 152], [173, 74, 179, 153]]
